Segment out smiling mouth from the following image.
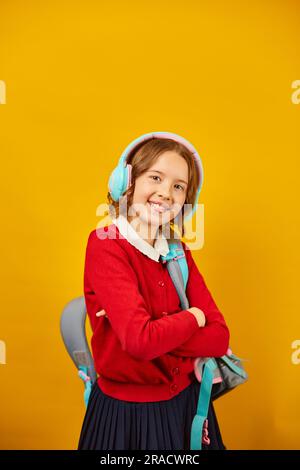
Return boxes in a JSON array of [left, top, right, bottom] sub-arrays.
[[147, 201, 171, 213]]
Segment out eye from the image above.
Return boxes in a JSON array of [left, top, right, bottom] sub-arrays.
[[150, 175, 185, 191], [150, 175, 161, 182]]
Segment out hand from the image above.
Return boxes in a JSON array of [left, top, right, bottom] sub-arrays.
[[187, 307, 206, 327], [96, 309, 108, 318]]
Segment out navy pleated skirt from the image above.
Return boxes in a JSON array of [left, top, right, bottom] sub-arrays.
[[77, 378, 226, 451]]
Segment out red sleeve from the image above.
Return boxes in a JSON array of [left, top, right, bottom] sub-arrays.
[[168, 242, 230, 358], [84, 231, 200, 361]]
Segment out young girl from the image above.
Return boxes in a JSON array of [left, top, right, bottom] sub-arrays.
[[77, 131, 230, 451]]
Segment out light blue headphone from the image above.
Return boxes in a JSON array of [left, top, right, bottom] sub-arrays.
[[108, 131, 204, 223]]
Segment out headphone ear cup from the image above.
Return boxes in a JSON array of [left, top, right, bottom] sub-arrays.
[[108, 163, 132, 202]]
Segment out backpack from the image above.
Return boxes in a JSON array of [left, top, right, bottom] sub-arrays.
[[60, 239, 247, 450]]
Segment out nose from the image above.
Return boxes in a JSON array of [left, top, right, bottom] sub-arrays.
[[157, 182, 172, 200], [157, 193, 171, 204]]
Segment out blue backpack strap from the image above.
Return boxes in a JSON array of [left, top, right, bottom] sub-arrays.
[[190, 359, 217, 450], [220, 354, 247, 378], [167, 240, 189, 290], [161, 240, 189, 310], [163, 241, 217, 450], [78, 365, 93, 407]]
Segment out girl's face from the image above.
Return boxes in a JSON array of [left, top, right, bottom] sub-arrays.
[[127, 151, 188, 235]]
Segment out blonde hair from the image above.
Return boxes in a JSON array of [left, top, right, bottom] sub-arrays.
[[107, 138, 199, 241]]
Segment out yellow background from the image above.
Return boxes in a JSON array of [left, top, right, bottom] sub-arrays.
[[0, 0, 299, 450]]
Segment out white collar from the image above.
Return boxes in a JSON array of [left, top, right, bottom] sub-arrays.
[[111, 214, 170, 262]]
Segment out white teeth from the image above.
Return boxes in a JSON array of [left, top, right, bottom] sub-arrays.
[[148, 202, 169, 213]]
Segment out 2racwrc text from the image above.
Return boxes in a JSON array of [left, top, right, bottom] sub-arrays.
[[99, 453, 203, 466]]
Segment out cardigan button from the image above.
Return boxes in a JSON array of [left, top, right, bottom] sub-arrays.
[[158, 280, 165, 287], [172, 367, 180, 375], [170, 384, 178, 392]]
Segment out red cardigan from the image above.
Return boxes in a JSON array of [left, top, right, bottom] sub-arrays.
[[84, 223, 230, 402]]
